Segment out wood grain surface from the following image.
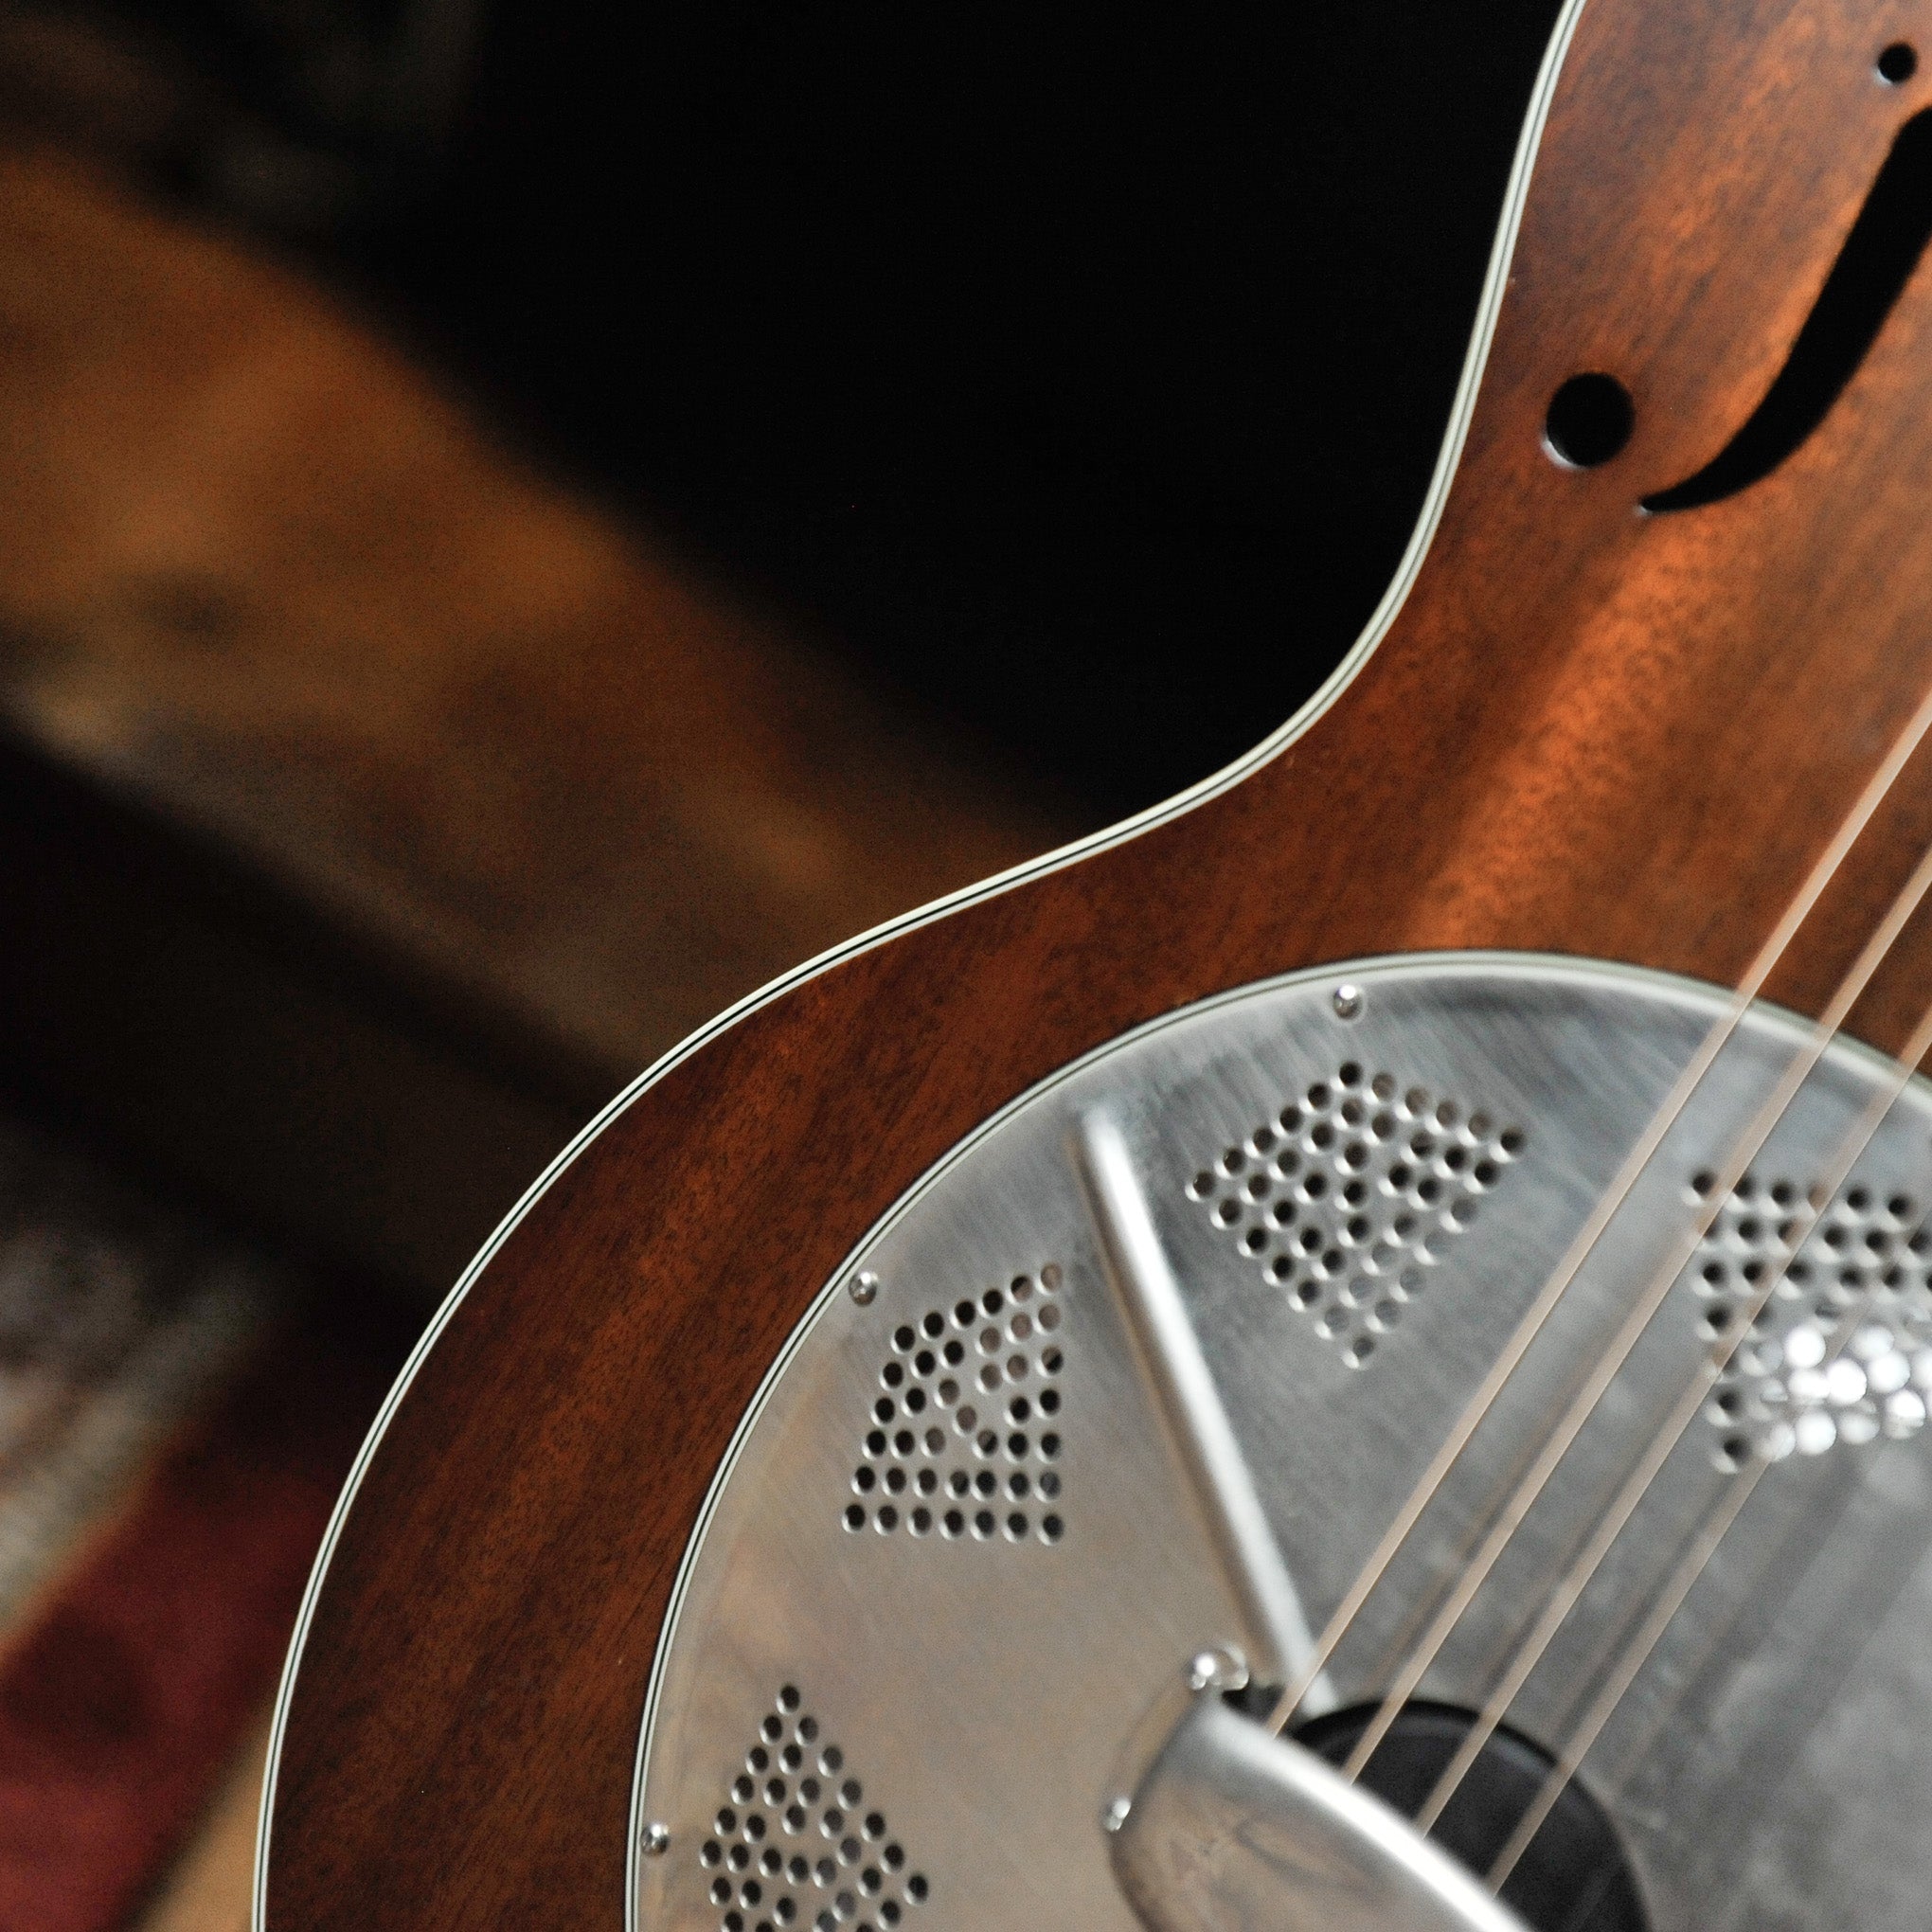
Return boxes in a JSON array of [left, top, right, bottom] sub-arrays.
[[267, 2, 1932, 1923]]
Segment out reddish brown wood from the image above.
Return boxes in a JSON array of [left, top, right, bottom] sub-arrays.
[[0, 144, 1070, 1082], [267, 3, 1932, 1923]]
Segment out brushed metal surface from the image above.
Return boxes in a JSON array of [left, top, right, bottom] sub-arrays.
[[1077, 1108, 1326, 1698], [634, 953, 1932, 1931]]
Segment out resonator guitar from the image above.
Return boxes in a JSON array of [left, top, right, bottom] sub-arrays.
[[257, 4, 1932, 1926]]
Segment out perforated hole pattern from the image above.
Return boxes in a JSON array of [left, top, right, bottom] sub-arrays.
[[1189, 1065, 1522, 1368], [698, 1686, 929, 1932], [846, 1267, 1065, 1543], [1692, 1172, 1932, 1467]]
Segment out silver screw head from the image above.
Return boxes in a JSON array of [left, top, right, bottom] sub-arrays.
[[1102, 1795, 1134, 1834], [849, 1271, 879, 1306], [641, 1820, 671, 1856], [1186, 1645, 1251, 1693], [1332, 982, 1364, 1020]]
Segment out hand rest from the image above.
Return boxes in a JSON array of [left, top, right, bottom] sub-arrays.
[[1113, 1695, 1529, 1932]]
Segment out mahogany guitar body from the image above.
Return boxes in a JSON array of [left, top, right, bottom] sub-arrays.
[[261, 3, 1932, 1926]]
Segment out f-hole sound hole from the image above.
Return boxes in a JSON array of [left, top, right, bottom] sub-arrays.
[[1545, 373, 1636, 468], [1642, 105, 1932, 513], [1879, 42, 1918, 85], [1296, 1702, 1650, 1932]]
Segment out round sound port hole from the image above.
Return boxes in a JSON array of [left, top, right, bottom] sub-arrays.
[[1545, 372, 1636, 469], [1295, 1702, 1649, 1932], [1879, 42, 1918, 84]]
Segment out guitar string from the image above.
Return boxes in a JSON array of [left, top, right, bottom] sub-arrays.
[[1482, 1347, 1877, 1894], [1479, 1001, 1932, 1890], [1332, 832, 1932, 1783], [1485, 1457, 1758, 1889], [1408, 978, 1932, 1839], [1263, 676, 1932, 1734], [1565, 1459, 1837, 1823]]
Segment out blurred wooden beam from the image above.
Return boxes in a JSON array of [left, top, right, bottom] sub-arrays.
[[0, 143, 1076, 1298], [0, 143, 1072, 1069]]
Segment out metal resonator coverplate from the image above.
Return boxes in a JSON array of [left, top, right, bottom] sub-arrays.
[[633, 954, 1932, 1932]]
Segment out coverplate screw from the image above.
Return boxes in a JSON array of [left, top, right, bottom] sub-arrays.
[[849, 1271, 879, 1305], [1102, 1795, 1134, 1834], [641, 1821, 671, 1856], [1332, 982, 1363, 1020], [1186, 1645, 1250, 1693]]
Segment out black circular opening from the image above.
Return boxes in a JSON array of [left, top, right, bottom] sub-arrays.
[[1879, 41, 1918, 83], [1545, 372, 1636, 469], [1295, 1702, 1649, 1932]]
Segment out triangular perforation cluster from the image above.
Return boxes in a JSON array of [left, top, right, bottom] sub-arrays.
[[1189, 1062, 1521, 1368], [697, 1684, 930, 1932], [845, 1266, 1064, 1544], [1690, 1171, 1932, 1466]]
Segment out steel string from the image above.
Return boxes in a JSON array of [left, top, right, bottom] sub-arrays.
[[1264, 678, 1932, 1735], [1410, 978, 1932, 1837], [1333, 832, 1932, 1783], [1486, 1458, 1758, 1887], [1479, 995, 1932, 1890]]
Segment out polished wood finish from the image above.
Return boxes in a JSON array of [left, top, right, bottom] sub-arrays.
[[269, 3, 1932, 1923]]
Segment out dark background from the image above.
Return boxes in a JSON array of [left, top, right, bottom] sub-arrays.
[[127, 0, 1566, 814], [0, 0, 1575, 1306]]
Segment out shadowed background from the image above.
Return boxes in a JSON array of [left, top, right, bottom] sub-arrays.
[[0, 2, 1559, 1923]]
